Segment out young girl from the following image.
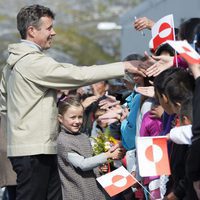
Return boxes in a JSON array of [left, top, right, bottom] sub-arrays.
[[57, 95, 123, 200]]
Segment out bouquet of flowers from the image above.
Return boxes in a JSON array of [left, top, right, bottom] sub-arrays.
[[91, 128, 119, 173], [91, 128, 119, 156]]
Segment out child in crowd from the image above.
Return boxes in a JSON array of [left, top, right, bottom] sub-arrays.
[[56, 95, 123, 200], [120, 54, 153, 199], [90, 106, 107, 139], [139, 103, 163, 200], [153, 67, 198, 200], [167, 97, 193, 145], [90, 102, 134, 200]]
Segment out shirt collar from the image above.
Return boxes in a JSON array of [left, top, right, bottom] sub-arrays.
[[21, 40, 42, 51]]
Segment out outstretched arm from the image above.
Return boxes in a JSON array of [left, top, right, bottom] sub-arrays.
[[67, 146, 123, 171]]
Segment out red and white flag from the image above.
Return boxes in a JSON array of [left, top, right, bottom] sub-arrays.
[[137, 136, 171, 177], [151, 14, 175, 51], [167, 40, 200, 64], [96, 166, 136, 197]]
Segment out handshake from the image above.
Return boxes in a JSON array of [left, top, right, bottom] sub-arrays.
[[105, 142, 126, 160]]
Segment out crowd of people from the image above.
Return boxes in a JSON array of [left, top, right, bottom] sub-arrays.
[[0, 4, 200, 200]]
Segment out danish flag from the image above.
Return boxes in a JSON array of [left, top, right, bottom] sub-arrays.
[[137, 136, 171, 177], [152, 14, 175, 51], [167, 40, 200, 64], [96, 166, 136, 197]]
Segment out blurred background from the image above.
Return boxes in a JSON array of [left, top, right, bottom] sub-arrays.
[[0, 0, 143, 73]]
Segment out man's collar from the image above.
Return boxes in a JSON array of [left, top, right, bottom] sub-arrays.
[[21, 40, 42, 51]]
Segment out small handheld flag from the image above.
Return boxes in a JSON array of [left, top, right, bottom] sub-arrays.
[[167, 40, 200, 64], [152, 14, 175, 51], [96, 166, 136, 197], [137, 136, 171, 177]]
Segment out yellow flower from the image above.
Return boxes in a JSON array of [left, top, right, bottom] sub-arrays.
[[91, 128, 118, 155], [104, 141, 111, 151], [109, 136, 118, 145]]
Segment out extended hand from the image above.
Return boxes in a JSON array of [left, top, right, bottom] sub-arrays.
[[98, 109, 122, 124], [82, 95, 98, 108], [134, 17, 155, 31], [135, 86, 155, 98], [146, 55, 174, 77], [124, 60, 147, 77], [110, 147, 125, 160]]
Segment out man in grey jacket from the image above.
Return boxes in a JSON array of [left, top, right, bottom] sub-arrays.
[[0, 4, 143, 200]]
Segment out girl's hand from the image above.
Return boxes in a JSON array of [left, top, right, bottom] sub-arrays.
[[106, 147, 125, 160]]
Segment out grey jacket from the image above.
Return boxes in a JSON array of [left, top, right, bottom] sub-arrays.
[[0, 42, 124, 156]]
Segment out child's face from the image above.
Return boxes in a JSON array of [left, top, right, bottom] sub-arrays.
[[92, 81, 107, 96], [181, 116, 192, 125], [95, 110, 107, 128], [58, 105, 84, 133], [155, 91, 180, 115], [132, 73, 144, 86]]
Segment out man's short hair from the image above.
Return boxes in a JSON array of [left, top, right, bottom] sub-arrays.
[[17, 4, 55, 39]]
